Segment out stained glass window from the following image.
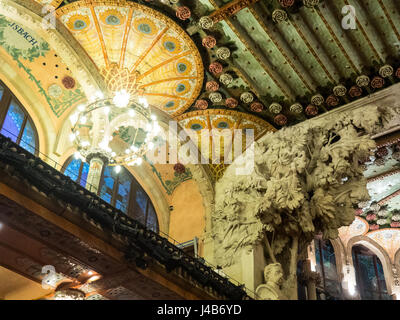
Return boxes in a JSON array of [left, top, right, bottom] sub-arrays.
[[133, 187, 148, 224], [98, 166, 158, 231], [146, 203, 158, 233], [63, 158, 90, 187], [99, 166, 115, 205], [63, 156, 159, 232], [1, 100, 25, 142], [0, 81, 38, 154], [314, 238, 342, 299], [352, 245, 392, 300]]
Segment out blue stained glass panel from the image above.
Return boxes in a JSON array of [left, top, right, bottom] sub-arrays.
[[80, 162, 89, 187], [116, 172, 131, 214], [134, 187, 147, 224], [1, 101, 24, 142], [314, 239, 341, 298], [100, 166, 115, 204], [321, 241, 338, 281], [64, 158, 82, 182], [20, 120, 36, 154], [146, 204, 158, 232], [353, 246, 391, 300]]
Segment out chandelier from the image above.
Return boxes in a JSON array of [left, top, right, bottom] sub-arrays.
[[69, 90, 162, 171]]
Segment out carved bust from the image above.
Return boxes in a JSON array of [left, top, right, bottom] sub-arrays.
[[255, 263, 286, 300]]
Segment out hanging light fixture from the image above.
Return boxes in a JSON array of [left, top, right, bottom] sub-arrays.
[[70, 93, 163, 170]]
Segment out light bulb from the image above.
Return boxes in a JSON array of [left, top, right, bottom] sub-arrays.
[[78, 104, 85, 112], [139, 97, 149, 108], [98, 140, 108, 150], [111, 152, 116, 157], [153, 122, 161, 134], [74, 151, 81, 159], [136, 157, 143, 165], [115, 165, 121, 173], [150, 114, 157, 121], [130, 145, 138, 152], [69, 113, 78, 125], [128, 109, 135, 117], [81, 141, 90, 147], [69, 133, 76, 142], [96, 91, 104, 99], [113, 90, 131, 108], [80, 116, 87, 124], [125, 149, 131, 154]]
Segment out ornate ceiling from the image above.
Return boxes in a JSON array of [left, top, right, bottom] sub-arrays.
[[7, 0, 400, 180], [187, 0, 400, 127], [340, 134, 400, 244], [56, 0, 204, 117], [50, 0, 400, 157]]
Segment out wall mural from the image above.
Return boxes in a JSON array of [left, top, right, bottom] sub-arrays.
[[0, 15, 85, 118]]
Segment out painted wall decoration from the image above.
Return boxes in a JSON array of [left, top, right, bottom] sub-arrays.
[[34, 0, 63, 8], [56, 0, 204, 117], [145, 157, 192, 196], [0, 15, 86, 118], [176, 109, 276, 165]]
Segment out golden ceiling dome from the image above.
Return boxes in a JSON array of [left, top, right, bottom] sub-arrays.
[[56, 0, 204, 117]]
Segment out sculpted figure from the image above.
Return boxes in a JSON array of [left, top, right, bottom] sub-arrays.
[[256, 263, 285, 300], [213, 104, 399, 299]]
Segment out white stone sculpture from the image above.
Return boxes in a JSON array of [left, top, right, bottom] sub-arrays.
[[256, 263, 286, 300], [212, 104, 399, 300]]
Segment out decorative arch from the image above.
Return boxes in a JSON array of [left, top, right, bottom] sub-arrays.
[[0, 79, 40, 155], [1, 0, 105, 97], [0, 0, 108, 158], [394, 248, 400, 270], [330, 238, 346, 282], [0, 54, 50, 155], [347, 235, 394, 296], [62, 155, 160, 233]]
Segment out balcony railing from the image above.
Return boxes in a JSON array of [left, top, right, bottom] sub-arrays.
[[0, 133, 253, 300]]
